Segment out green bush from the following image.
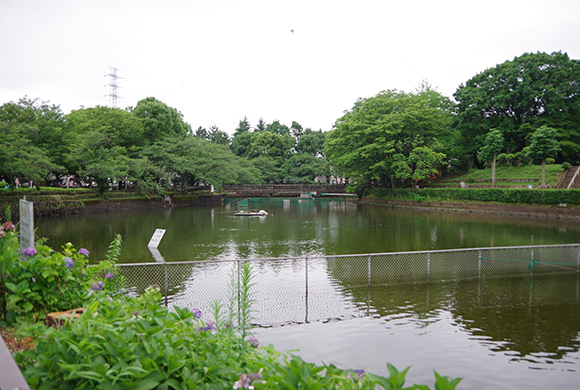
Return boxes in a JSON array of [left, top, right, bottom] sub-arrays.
[[562, 162, 571, 170], [373, 188, 580, 206], [0, 230, 125, 325], [15, 289, 462, 390]]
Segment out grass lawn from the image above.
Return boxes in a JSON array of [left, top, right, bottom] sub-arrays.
[[436, 164, 566, 188]]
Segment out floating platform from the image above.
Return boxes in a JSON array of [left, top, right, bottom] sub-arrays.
[[234, 209, 268, 217]]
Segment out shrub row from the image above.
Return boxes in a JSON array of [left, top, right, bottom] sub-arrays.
[[372, 188, 580, 206], [0, 200, 85, 222]]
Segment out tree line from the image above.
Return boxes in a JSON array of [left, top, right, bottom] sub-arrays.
[[1, 51, 578, 194], [0, 96, 327, 194]]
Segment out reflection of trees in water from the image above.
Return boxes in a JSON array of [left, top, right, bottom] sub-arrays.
[[451, 274, 580, 360], [343, 273, 580, 361]]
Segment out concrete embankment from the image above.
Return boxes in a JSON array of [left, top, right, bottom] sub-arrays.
[[358, 198, 580, 221]]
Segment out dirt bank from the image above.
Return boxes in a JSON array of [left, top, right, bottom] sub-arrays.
[[357, 198, 580, 221]]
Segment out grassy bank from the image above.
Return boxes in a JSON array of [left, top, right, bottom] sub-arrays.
[[429, 164, 566, 188]]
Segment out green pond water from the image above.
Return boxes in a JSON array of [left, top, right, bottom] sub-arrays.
[[36, 197, 580, 262], [35, 198, 580, 389]]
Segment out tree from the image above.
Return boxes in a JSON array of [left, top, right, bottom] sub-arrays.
[[66, 106, 146, 158], [141, 135, 261, 192], [254, 118, 267, 132], [291, 121, 304, 139], [454, 52, 580, 166], [527, 126, 560, 187], [0, 97, 69, 169], [234, 117, 251, 135], [208, 125, 230, 145], [295, 129, 325, 157], [231, 131, 254, 158], [478, 129, 504, 187], [65, 130, 129, 193], [0, 132, 60, 188], [265, 120, 290, 136], [324, 89, 455, 191], [132, 97, 191, 144]]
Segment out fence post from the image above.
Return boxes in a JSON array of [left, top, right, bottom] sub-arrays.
[[424, 252, 430, 282], [164, 262, 168, 308], [237, 259, 241, 323], [305, 257, 309, 323], [367, 256, 372, 288], [367, 256, 372, 316], [478, 250, 482, 279]]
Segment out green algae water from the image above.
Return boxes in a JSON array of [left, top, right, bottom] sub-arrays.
[[36, 197, 580, 263], [35, 198, 580, 389]]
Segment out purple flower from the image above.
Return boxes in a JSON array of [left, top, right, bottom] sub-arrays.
[[191, 308, 202, 319], [104, 272, 114, 279], [78, 248, 90, 256], [24, 247, 37, 256], [349, 369, 366, 381], [91, 281, 103, 291], [64, 257, 74, 269], [198, 321, 216, 333], [246, 336, 259, 348], [233, 369, 263, 389]]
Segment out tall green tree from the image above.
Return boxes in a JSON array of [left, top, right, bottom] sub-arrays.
[[132, 97, 191, 144], [0, 132, 59, 188], [527, 126, 560, 187], [454, 51, 580, 166], [65, 130, 129, 193], [324, 89, 455, 191], [66, 106, 146, 157], [0, 97, 69, 170], [478, 129, 504, 187]]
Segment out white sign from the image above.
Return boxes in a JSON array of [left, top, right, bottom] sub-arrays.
[[19, 197, 34, 259], [148, 247, 165, 262], [147, 229, 166, 249]]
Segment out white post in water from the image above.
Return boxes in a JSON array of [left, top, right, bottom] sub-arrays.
[[148, 228, 168, 306], [19, 196, 34, 260]]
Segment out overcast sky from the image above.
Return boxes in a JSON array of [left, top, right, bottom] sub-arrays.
[[1, 0, 579, 134]]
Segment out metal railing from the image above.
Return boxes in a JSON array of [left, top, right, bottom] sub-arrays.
[[118, 244, 580, 326]]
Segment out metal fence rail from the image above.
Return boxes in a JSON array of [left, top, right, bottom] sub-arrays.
[[118, 244, 580, 325]]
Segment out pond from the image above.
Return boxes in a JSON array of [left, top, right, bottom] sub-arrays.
[[35, 198, 580, 389], [36, 197, 580, 262]]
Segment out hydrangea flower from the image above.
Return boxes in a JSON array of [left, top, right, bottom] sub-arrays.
[[24, 247, 37, 256], [104, 272, 115, 279], [191, 308, 202, 319], [246, 336, 259, 348], [91, 281, 103, 291], [64, 257, 74, 269], [233, 368, 263, 389], [78, 248, 90, 256], [198, 321, 216, 333], [2, 221, 15, 231]]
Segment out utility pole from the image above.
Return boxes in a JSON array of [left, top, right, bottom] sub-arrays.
[[105, 66, 120, 108]]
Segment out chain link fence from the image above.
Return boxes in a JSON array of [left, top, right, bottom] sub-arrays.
[[118, 244, 580, 326]]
